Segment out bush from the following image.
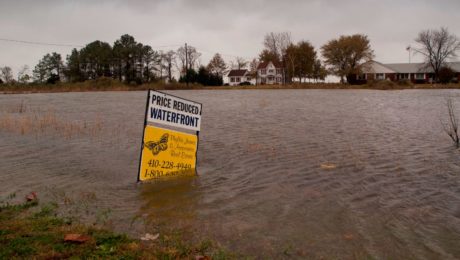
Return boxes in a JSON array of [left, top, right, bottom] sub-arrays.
[[92, 77, 118, 88], [239, 81, 252, 86], [46, 74, 60, 84], [367, 79, 396, 89], [439, 67, 456, 84], [397, 79, 413, 86], [179, 67, 223, 86]]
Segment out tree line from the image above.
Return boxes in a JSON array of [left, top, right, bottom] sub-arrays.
[[1, 27, 459, 85], [253, 27, 459, 84]]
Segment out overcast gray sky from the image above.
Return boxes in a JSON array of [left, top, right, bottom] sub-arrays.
[[1, 0, 460, 77]]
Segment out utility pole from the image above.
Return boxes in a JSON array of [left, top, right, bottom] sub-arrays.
[[406, 45, 411, 63], [185, 43, 189, 87]]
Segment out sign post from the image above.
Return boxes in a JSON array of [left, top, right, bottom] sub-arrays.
[[138, 90, 202, 182]]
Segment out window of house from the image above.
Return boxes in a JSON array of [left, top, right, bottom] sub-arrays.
[[276, 77, 281, 82], [230, 77, 235, 82], [268, 69, 274, 73], [261, 69, 266, 75], [415, 73, 425, 79], [375, 73, 385, 80], [399, 73, 409, 80], [247, 77, 251, 81], [276, 69, 281, 74], [236, 77, 240, 82]]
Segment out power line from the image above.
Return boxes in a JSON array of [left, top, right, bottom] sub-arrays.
[[152, 44, 182, 49], [0, 38, 249, 59], [0, 38, 83, 48], [0, 38, 184, 50], [197, 48, 253, 61]]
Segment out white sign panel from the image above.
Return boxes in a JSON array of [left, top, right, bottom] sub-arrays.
[[147, 90, 202, 132]]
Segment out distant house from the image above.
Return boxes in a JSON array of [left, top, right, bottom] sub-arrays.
[[356, 61, 460, 84], [256, 61, 284, 85], [227, 69, 255, 86]]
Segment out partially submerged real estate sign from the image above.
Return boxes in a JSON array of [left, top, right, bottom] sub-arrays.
[[138, 90, 202, 181]]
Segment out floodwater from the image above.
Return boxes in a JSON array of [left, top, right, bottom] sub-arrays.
[[1, 90, 460, 259]]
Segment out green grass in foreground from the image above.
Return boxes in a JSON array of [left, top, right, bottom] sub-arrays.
[[0, 200, 235, 259]]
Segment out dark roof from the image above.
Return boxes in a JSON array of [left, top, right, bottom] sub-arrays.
[[257, 61, 282, 69], [227, 69, 247, 77]]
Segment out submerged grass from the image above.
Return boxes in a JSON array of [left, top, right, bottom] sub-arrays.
[[0, 100, 108, 140], [0, 200, 236, 259], [0, 108, 103, 139]]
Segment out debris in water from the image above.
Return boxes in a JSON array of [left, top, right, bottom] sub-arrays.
[[140, 233, 159, 241], [320, 163, 337, 169], [195, 256, 211, 260], [64, 234, 91, 243], [25, 192, 38, 202], [343, 233, 355, 240]]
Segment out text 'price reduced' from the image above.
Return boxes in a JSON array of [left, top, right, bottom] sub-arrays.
[[147, 91, 202, 132]]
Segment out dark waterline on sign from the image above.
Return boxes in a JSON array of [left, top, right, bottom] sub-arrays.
[[1, 90, 460, 259]]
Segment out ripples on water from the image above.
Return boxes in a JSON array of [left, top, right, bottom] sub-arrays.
[[1, 90, 460, 259]]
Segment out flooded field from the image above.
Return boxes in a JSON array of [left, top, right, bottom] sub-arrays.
[[1, 90, 460, 259]]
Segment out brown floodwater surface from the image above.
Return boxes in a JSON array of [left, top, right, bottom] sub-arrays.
[[1, 90, 460, 259]]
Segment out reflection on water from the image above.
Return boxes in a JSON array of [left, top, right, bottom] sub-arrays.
[[1, 90, 460, 258], [139, 176, 200, 228]]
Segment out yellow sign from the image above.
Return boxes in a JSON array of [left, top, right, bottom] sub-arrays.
[[139, 125, 198, 181]]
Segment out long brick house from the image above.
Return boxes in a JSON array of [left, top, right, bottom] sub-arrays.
[[357, 61, 460, 84]]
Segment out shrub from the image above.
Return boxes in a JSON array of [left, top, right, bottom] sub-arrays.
[[438, 67, 456, 84], [92, 77, 118, 88], [367, 79, 397, 89], [239, 81, 252, 86], [397, 79, 414, 86], [46, 74, 60, 84]]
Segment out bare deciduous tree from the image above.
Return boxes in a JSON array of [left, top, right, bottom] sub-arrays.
[[414, 27, 460, 82], [176, 45, 201, 74], [0, 66, 14, 84], [17, 65, 30, 83], [262, 32, 292, 84], [441, 98, 459, 147], [249, 59, 259, 73], [232, 57, 248, 70], [263, 32, 292, 62], [161, 50, 176, 82]]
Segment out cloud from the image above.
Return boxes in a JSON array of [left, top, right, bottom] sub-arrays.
[[1, 0, 459, 75]]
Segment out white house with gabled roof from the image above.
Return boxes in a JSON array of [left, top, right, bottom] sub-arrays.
[[256, 61, 284, 85]]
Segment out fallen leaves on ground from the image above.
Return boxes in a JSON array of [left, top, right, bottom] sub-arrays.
[[64, 233, 91, 243]]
